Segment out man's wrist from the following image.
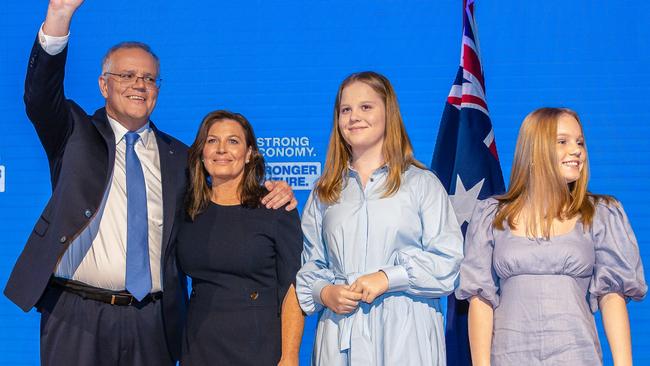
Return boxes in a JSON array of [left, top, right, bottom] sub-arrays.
[[43, 6, 76, 37]]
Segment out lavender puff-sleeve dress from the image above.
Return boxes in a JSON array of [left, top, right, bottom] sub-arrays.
[[456, 198, 647, 365]]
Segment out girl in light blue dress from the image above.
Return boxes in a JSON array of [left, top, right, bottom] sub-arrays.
[[296, 71, 464, 365]]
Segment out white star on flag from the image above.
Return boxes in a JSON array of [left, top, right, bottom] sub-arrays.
[[449, 175, 484, 225]]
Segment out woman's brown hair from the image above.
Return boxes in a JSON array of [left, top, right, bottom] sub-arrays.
[[186, 110, 266, 219], [494, 107, 607, 239], [314, 71, 425, 204]]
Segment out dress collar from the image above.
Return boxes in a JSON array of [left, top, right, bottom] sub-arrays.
[[346, 163, 389, 177]]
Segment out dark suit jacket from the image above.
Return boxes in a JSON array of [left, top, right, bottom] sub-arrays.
[[4, 37, 189, 361]]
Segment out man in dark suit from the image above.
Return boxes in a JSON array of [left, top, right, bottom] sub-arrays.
[[4, 1, 296, 365]]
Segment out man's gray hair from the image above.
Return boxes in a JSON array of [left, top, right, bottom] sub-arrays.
[[101, 41, 160, 75]]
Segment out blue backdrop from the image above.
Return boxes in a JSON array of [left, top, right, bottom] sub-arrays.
[[0, 1, 648, 364]]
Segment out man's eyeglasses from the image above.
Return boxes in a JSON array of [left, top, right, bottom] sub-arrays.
[[103, 72, 162, 89]]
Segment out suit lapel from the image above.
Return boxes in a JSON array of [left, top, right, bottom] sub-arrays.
[[152, 123, 179, 258], [91, 108, 116, 188]]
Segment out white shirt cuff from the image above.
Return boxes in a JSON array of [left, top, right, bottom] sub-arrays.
[[38, 23, 69, 56]]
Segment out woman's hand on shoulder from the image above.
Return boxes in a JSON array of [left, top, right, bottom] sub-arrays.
[[349, 271, 389, 304], [320, 285, 362, 314]]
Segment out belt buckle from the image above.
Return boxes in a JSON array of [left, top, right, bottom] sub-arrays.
[[109, 294, 134, 306]]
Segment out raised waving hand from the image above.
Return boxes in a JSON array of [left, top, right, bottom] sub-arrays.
[[43, 0, 85, 36]]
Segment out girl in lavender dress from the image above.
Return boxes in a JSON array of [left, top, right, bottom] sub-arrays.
[[456, 107, 647, 365]]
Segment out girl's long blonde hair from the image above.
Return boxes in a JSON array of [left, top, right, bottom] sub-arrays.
[[314, 71, 425, 204], [494, 107, 607, 239]]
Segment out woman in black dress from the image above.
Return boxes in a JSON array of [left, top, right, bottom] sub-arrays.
[[176, 110, 304, 365]]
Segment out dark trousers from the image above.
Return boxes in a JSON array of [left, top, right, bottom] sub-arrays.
[[37, 286, 175, 366]]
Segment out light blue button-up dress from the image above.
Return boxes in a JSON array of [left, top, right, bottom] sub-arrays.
[[296, 165, 464, 365]]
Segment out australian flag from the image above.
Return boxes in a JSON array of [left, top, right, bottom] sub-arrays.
[[430, 0, 505, 365]]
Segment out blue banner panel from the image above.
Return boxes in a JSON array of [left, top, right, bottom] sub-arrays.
[[1, 1, 649, 365]]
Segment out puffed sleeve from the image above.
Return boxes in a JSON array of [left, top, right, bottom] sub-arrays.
[[455, 198, 500, 308], [588, 200, 647, 312], [381, 171, 464, 298], [295, 191, 336, 315], [273, 208, 303, 309]]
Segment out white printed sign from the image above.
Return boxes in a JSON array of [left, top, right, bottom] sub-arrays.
[[265, 162, 321, 190], [258, 136, 317, 158], [259, 135, 322, 190], [0, 165, 5, 193]]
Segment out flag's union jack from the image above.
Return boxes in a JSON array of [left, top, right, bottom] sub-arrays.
[[430, 0, 505, 365]]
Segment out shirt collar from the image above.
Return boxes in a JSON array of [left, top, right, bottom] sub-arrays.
[[107, 115, 153, 149], [346, 163, 389, 177]]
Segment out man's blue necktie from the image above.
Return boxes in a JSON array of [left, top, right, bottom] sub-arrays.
[[124, 132, 151, 301]]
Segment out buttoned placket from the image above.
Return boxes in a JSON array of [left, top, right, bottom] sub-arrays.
[[346, 165, 389, 273], [339, 165, 389, 356]]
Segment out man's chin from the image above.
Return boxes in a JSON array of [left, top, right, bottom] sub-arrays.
[[110, 115, 150, 130], [125, 111, 152, 125]]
